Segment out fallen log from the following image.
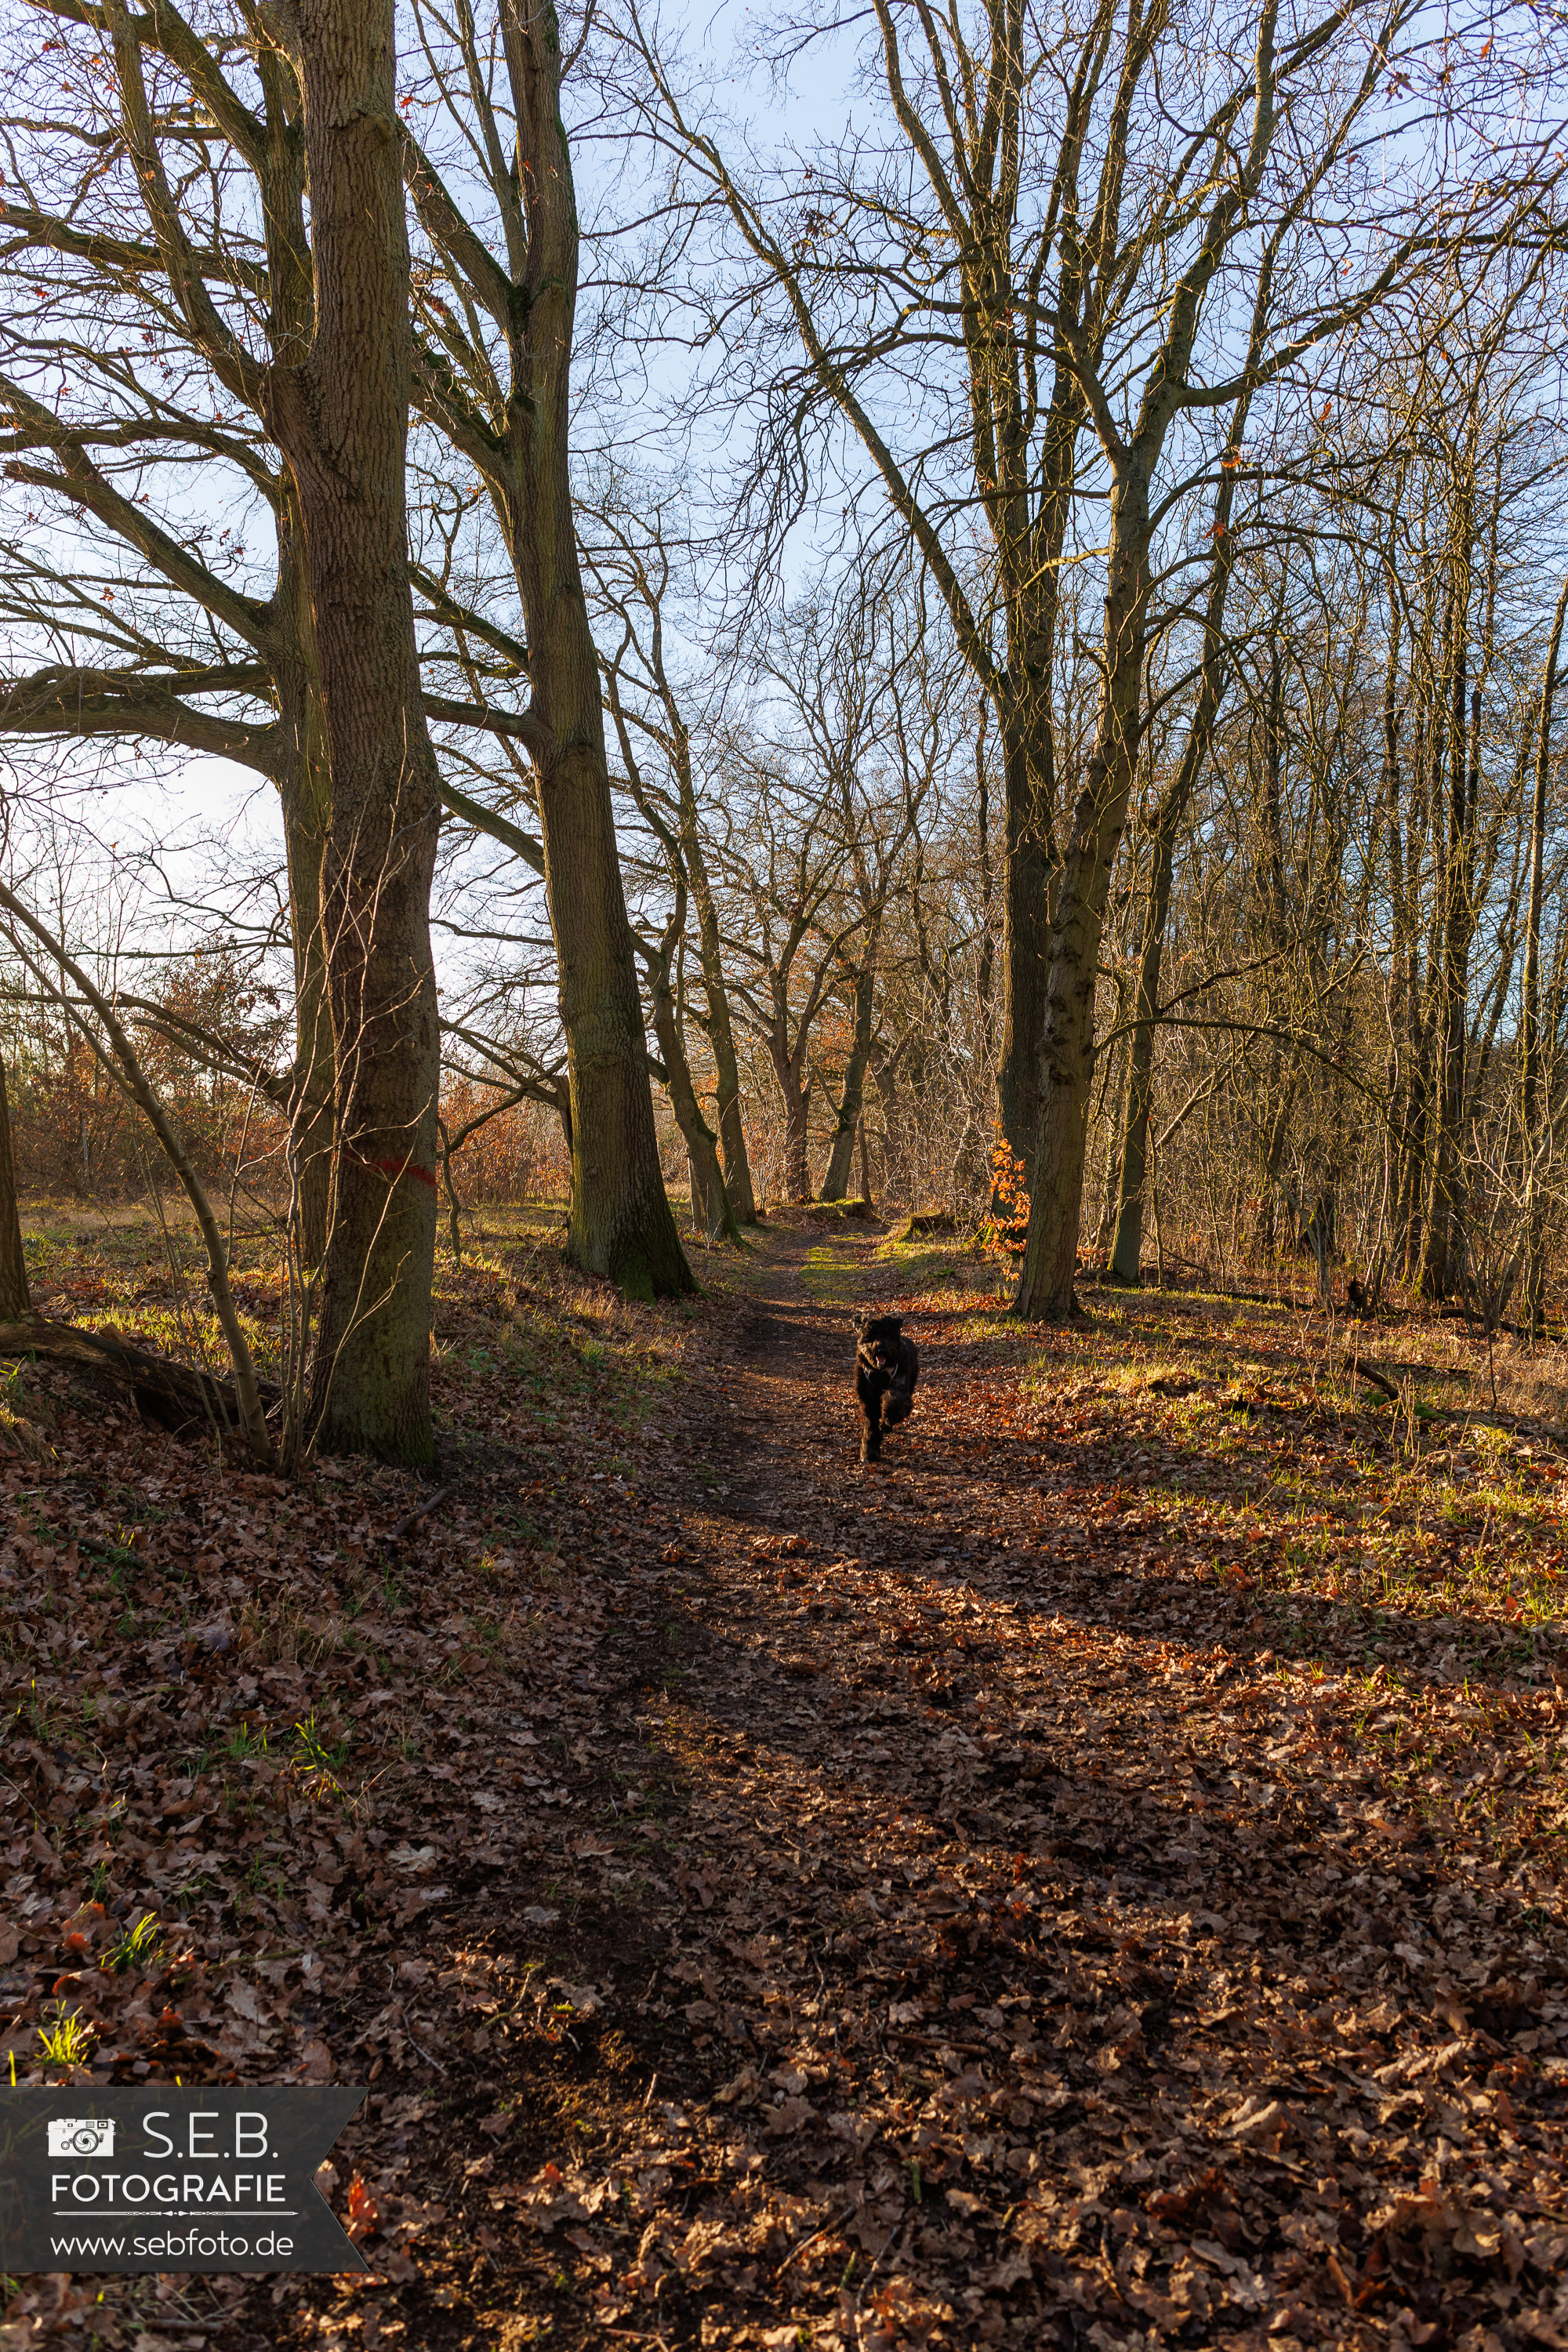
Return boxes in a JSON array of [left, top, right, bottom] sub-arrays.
[[1345, 1352, 1401, 1403], [0, 1318, 278, 1437]]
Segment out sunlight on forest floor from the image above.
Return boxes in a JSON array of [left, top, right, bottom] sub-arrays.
[[12, 1204, 1568, 1938], [2, 1208, 1565, 2350]]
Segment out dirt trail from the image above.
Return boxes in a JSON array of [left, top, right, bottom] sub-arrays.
[[565, 1215, 1566, 2350], [11, 1210, 1559, 2352]]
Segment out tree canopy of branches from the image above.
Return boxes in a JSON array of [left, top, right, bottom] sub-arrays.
[[2, 0, 1568, 1449]]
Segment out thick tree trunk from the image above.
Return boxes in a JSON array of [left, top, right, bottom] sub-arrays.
[[541, 721, 694, 1297], [822, 962, 876, 1201], [821, 1045, 866, 1202], [1015, 468, 1151, 1319], [771, 1042, 811, 1203], [989, 342, 1084, 1192], [995, 701, 1054, 1188], [0, 1055, 30, 1319], [267, 0, 442, 1463], [471, 0, 692, 1300]]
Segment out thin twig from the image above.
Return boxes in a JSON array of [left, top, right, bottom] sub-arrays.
[[382, 1484, 456, 1547]]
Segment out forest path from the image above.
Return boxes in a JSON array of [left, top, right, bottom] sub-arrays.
[[649, 1209, 1071, 1776], [573, 1212, 1564, 2348], [9, 1210, 1561, 2352]]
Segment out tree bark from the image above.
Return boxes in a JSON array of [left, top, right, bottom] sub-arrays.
[[1014, 453, 1152, 1316], [266, 0, 443, 1463], [995, 701, 1056, 1188], [770, 1023, 813, 1203], [675, 753, 757, 1222], [1419, 465, 1483, 1301], [406, 0, 691, 1301], [274, 488, 335, 1265], [1521, 576, 1568, 1333], [0, 1054, 30, 1319], [642, 905, 739, 1246], [1109, 374, 1254, 1283], [822, 961, 877, 1201]]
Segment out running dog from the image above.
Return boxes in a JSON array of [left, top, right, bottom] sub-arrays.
[[855, 1314, 920, 1464]]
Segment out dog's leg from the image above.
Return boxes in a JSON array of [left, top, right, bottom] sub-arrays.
[[860, 1392, 882, 1462]]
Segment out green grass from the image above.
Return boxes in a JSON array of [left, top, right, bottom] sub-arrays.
[[105, 1911, 164, 1974], [37, 2003, 95, 2068]]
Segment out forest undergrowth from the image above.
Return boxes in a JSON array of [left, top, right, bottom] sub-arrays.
[[1, 1207, 1565, 2352]]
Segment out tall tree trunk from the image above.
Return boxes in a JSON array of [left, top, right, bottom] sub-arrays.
[[411, 0, 692, 1301], [673, 744, 757, 1222], [1522, 576, 1568, 1333], [995, 699, 1054, 1189], [0, 1054, 30, 1319], [990, 325, 1087, 1191], [975, 695, 996, 1047], [1014, 460, 1151, 1317], [822, 958, 877, 1201], [1012, 1, 1277, 1317], [274, 492, 334, 1265], [642, 906, 739, 1246], [1109, 375, 1253, 1283], [1379, 570, 1412, 1280], [1420, 471, 1481, 1301], [267, 0, 443, 1464], [771, 1038, 811, 1203]]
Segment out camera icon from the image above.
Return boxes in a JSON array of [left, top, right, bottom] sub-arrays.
[[47, 2118, 116, 2159]]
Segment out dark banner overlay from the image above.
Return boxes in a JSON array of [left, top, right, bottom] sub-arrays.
[[0, 2089, 369, 2273]]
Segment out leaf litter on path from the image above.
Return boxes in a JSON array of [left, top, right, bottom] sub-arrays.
[[1, 1212, 1563, 2350]]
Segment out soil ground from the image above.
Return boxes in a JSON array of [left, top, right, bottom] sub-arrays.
[[2, 1207, 1566, 2351]]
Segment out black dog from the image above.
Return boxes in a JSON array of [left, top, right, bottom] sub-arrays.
[[855, 1314, 919, 1464]]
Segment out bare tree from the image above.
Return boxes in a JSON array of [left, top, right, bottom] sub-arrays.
[[1519, 575, 1568, 1330], [710, 731, 855, 1203], [0, 874, 273, 1462], [583, 491, 758, 1224], [762, 561, 936, 1202], [401, 0, 693, 1300], [0, 1047, 29, 1318]]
